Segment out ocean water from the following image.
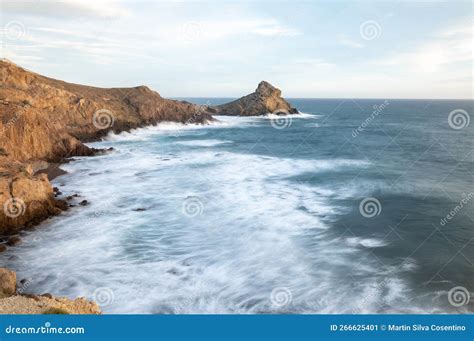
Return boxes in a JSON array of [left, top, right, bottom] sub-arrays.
[[1, 98, 473, 314]]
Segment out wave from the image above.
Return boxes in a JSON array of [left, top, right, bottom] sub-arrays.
[[174, 140, 232, 147], [1, 115, 447, 314], [103, 120, 234, 142], [262, 112, 317, 119], [346, 237, 388, 248]]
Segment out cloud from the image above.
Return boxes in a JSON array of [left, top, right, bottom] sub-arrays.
[[1, 0, 129, 19], [337, 34, 365, 48], [251, 25, 301, 37], [376, 21, 472, 72], [177, 19, 301, 42]]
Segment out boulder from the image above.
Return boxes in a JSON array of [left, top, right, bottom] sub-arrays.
[[0, 268, 16, 298]]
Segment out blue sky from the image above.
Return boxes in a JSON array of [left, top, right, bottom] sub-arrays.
[[0, 0, 472, 99]]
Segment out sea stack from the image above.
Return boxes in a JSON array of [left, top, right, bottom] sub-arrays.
[[213, 81, 298, 116]]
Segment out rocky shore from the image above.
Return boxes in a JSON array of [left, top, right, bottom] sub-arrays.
[[0, 268, 100, 314], [213, 80, 298, 116], [0, 59, 297, 313], [0, 58, 216, 238]]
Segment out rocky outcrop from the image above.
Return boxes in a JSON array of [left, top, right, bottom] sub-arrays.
[[0, 295, 101, 314], [0, 59, 214, 236], [0, 162, 67, 235], [0, 268, 16, 298], [0, 60, 298, 239], [0, 268, 100, 314], [213, 81, 298, 116]]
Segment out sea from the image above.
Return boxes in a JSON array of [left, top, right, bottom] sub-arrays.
[[1, 98, 473, 314]]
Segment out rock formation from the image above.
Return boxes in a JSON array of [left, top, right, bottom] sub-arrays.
[[0, 59, 214, 236], [213, 81, 298, 116], [0, 59, 297, 240], [0, 60, 298, 314], [0, 268, 100, 314]]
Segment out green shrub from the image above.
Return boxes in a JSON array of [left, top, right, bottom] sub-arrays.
[[43, 307, 69, 314]]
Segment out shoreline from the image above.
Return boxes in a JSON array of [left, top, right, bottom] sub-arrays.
[[0, 60, 298, 313], [0, 60, 297, 239]]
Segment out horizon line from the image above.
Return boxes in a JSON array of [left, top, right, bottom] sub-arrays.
[[172, 96, 474, 101]]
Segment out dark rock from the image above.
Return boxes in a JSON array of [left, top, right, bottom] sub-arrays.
[[22, 293, 40, 301], [6, 236, 22, 246], [0, 244, 6, 253], [79, 200, 88, 206], [133, 208, 147, 212]]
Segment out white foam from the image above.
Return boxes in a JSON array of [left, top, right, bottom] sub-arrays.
[[304, 123, 321, 128], [263, 112, 316, 119], [1, 127, 434, 314], [174, 140, 232, 147], [103, 120, 232, 142], [346, 237, 388, 248]]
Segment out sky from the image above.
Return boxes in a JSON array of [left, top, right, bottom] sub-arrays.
[[0, 0, 472, 99]]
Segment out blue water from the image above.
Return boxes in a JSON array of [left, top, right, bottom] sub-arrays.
[[1, 98, 473, 314]]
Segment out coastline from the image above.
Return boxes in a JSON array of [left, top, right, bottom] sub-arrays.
[[0, 60, 298, 313]]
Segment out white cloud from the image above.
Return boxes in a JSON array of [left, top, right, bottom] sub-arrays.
[[1, 0, 129, 19], [377, 22, 472, 72], [176, 19, 301, 42], [337, 34, 365, 48], [252, 25, 301, 37]]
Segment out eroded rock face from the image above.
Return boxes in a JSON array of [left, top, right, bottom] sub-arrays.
[[0, 60, 298, 235], [0, 268, 16, 298], [0, 59, 215, 234], [0, 59, 214, 162], [214, 81, 298, 116], [0, 295, 101, 314], [0, 162, 66, 235], [0, 268, 100, 314]]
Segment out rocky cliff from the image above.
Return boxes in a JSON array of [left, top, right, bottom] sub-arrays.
[[213, 81, 298, 116], [0, 60, 297, 242], [0, 59, 214, 237]]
